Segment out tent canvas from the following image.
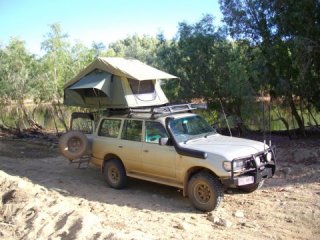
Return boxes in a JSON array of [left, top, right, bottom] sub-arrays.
[[64, 57, 177, 109]]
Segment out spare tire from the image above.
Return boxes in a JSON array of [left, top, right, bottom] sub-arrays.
[[59, 131, 90, 160]]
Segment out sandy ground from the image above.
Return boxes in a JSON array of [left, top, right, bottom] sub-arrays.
[[0, 136, 319, 240]]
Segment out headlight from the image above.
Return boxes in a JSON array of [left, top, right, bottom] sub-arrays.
[[223, 160, 246, 172], [266, 152, 272, 162], [223, 161, 231, 171]]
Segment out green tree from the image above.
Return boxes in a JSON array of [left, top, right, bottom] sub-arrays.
[[274, 0, 320, 116], [40, 23, 72, 100], [155, 33, 181, 101], [0, 45, 9, 103], [38, 23, 73, 131], [160, 15, 255, 130], [91, 41, 106, 58], [0, 38, 38, 129], [173, 15, 229, 102], [220, 0, 320, 135], [108, 34, 159, 65], [70, 42, 96, 74]]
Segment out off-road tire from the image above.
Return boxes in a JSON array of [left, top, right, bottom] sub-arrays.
[[103, 159, 127, 189], [187, 172, 224, 212], [59, 131, 89, 160], [239, 179, 265, 193]]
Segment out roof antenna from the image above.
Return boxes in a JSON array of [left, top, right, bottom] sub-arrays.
[[269, 96, 272, 147], [219, 99, 232, 137], [262, 94, 266, 151]]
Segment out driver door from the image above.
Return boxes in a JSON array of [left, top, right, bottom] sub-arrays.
[[141, 121, 176, 179]]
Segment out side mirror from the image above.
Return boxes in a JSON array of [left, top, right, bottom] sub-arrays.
[[159, 137, 169, 146]]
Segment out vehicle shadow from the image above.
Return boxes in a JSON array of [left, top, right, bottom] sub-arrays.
[[0, 153, 194, 214], [1, 139, 319, 214]]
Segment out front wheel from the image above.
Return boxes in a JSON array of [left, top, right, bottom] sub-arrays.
[[187, 172, 224, 212], [103, 159, 127, 189]]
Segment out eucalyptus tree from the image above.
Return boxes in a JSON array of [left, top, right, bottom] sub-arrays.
[[170, 15, 227, 102], [39, 23, 73, 131], [40, 23, 73, 100], [273, 0, 320, 122], [108, 34, 159, 65], [91, 41, 106, 58], [155, 33, 182, 102], [0, 38, 37, 129], [162, 15, 255, 129], [219, 0, 320, 134], [70, 42, 96, 74], [0, 45, 9, 104]]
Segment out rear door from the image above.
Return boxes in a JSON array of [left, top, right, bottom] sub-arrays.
[[92, 118, 123, 166], [93, 118, 143, 172], [118, 119, 143, 172]]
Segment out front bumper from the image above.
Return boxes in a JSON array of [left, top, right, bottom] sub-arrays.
[[221, 147, 276, 188]]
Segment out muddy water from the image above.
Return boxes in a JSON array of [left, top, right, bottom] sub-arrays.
[[0, 104, 74, 130]]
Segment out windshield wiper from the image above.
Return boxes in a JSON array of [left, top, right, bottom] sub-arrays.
[[184, 135, 202, 144], [204, 131, 216, 138]]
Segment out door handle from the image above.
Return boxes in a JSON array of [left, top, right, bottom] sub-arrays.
[[118, 146, 123, 148], [143, 149, 149, 153]]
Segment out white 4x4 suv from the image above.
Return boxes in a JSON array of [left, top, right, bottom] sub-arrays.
[[60, 104, 276, 212]]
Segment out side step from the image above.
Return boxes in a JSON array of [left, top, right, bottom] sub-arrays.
[[69, 155, 91, 169]]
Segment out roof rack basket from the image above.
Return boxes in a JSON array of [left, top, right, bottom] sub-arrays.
[[150, 103, 207, 114], [103, 103, 207, 118]]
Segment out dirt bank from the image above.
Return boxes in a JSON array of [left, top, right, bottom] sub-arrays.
[[0, 137, 319, 239]]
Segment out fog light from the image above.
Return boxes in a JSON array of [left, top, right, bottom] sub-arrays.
[[255, 156, 261, 166], [266, 152, 272, 162]]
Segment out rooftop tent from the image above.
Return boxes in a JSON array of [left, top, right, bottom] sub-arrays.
[[64, 57, 177, 108]]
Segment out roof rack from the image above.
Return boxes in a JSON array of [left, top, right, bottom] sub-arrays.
[[103, 103, 207, 118], [151, 103, 207, 114]]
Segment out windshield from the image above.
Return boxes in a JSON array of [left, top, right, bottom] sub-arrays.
[[169, 115, 216, 143]]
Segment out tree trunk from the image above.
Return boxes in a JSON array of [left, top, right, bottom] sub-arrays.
[[18, 100, 43, 130], [288, 96, 306, 136], [306, 105, 319, 127], [52, 112, 60, 136], [299, 98, 305, 126], [275, 106, 291, 138], [234, 101, 246, 136], [279, 117, 291, 138], [52, 101, 68, 132]]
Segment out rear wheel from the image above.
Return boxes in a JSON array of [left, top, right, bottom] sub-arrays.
[[103, 159, 127, 189], [187, 172, 224, 212], [239, 179, 265, 193]]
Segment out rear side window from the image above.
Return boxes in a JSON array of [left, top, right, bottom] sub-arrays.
[[98, 119, 121, 138], [71, 118, 94, 134], [121, 120, 142, 142]]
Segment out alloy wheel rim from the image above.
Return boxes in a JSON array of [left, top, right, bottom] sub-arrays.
[[195, 183, 211, 203], [109, 167, 120, 183], [68, 137, 82, 153]]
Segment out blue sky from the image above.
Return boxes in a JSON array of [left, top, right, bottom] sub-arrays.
[[0, 0, 222, 55]]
